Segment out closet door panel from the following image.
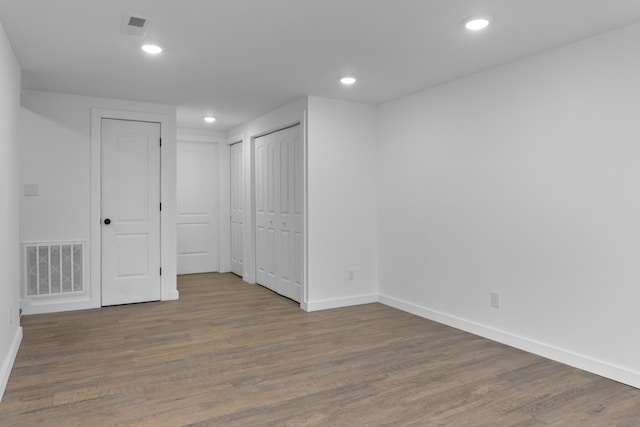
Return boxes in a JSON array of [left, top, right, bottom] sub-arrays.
[[230, 142, 244, 276], [255, 135, 276, 291], [255, 125, 302, 302]]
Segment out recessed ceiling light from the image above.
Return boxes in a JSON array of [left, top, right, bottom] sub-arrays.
[[464, 17, 490, 31], [204, 116, 216, 123], [141, 44, 163, 54], [340, 77, 357, 85]]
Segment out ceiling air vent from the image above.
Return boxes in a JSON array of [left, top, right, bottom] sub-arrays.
[[122, 14, 150, 36], [128, 16, 146, 28]]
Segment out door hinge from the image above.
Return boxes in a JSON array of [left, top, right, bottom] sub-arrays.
[[160, 203, 162, 211], [159, 138, 162, 147], [160, 267, 162, 276]]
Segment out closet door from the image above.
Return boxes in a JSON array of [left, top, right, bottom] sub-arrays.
[[276, 126, 302, 301], [255, 133, 278, 292], [230, 142, 244, 277], [292, 125, 304, 298], [255, 125, 302, 302]]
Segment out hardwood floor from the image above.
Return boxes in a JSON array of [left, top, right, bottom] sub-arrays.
[[1, 273, 639, 426]]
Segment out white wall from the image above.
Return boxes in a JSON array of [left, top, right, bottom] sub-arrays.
[[305, 97, 378, 310], [0, 20, 22, 402], [20, 90, 178, 313], [377, 22, 640, 387]]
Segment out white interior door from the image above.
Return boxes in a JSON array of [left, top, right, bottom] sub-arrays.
[[255, 125, 302, 302], [255, 133, 278, 292], [101, 119, 161, 306], [177, 141, 219, 274], [277, 127, 303, 301], [230, 142, 244, 277]]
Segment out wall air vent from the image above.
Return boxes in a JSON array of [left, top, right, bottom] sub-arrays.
[[23, 241, 86, 298], [122, 14, 150, 36]]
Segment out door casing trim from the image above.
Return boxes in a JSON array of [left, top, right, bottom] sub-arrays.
[[91, 108, 178, 308]]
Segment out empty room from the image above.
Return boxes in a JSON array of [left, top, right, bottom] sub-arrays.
[[1, 1, 640, 425]]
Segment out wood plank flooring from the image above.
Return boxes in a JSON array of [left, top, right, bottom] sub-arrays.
[[1, 273, 639, 426]]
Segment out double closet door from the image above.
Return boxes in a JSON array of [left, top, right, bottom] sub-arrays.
[[255, 125, 303, 302]]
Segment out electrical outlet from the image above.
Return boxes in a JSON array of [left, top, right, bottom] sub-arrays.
[[491, 291, 501, 309], [347, 270, 355, 281]]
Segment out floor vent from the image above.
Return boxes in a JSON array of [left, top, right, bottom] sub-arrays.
[[23, 241, 85, 297]]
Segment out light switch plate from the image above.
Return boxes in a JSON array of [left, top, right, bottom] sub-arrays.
[[24, 183, 39, 196]]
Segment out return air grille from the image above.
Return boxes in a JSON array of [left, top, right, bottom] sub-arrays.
[[23, 241, 85, 297]]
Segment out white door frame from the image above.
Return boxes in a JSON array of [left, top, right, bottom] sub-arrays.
[[247, 111, 308, 306], [177, 131, 230, 274], [91, 108, 179, 308]]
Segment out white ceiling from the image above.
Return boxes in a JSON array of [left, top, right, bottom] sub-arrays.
[[1, 0, 640, 131]]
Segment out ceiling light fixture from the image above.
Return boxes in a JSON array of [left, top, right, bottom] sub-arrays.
[[141, 44, 163, 54], [340, 77, 357, 85], [464, 17, 490, 31], [204, 116, 216, 123]]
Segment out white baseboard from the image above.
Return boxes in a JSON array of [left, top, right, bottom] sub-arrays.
[[23, 289, 179, 314], [379, 294, 640, 389], [0, 326, 23, 402], [163, 289, 180, 301], [21, 296, 98, 315], [302, 294, 378, 312]]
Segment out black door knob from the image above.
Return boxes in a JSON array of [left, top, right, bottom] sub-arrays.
[[104, 218, 111, 225]]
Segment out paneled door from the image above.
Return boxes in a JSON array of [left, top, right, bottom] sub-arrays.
[[255, 133, 278, 292], [101, 119, 161, 306], [230, 142, 244, 277], [177, 141, 219, 274], [275, 127, 303, 301], [255, 125, 303, 302]]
